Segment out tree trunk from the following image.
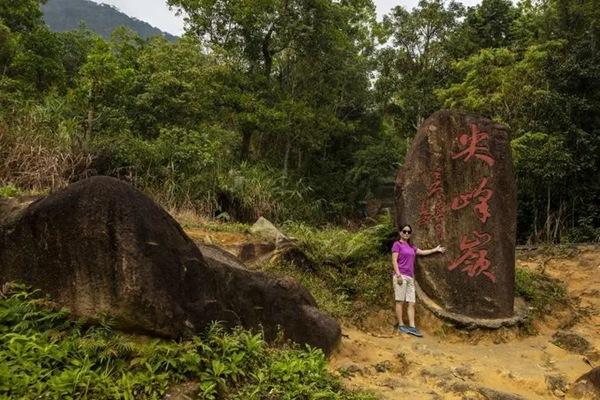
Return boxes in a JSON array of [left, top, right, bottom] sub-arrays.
[[553, 201, 563, 243], [283, 137, 291, 176], [85, 87, 94, 142], [262, 26, 274, 78], [240, 129, 252, 161], [546, 186, 551, 242], [533, 206, 538, 244]]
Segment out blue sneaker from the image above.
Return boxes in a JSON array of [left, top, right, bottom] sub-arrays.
[[406, 326, 423, 337], [398, 325, 411, 334]]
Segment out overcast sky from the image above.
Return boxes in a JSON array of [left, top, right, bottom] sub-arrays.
[[90, 0, 482, 36]]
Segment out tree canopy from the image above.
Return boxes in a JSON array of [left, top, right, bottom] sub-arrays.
[[0, 0, 599, 242]]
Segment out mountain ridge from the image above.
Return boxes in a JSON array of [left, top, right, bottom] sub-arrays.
[[43, 0, 179, 41]]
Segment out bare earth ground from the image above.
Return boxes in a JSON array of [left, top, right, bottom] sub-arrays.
[[182, 224, 599, 399], [330, 245, 600, 399]]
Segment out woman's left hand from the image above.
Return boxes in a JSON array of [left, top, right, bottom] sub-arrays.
[[435, 245, 446, 253]]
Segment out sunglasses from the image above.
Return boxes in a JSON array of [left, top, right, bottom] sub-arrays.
[[401, 230, 412, 234]]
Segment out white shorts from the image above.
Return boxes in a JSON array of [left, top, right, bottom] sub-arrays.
[[393, 275, 415, 303]]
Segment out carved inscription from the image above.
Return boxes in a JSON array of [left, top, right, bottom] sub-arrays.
[[449, 231, 496, 283], [448, 124, 497, 282], [451, 177, 494, 224], [452, 124, 495, 167], [418, 169, 446, 240]]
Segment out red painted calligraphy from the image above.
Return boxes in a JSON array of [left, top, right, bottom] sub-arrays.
[[428, 170, 442, 197], [417, 169, 446, 240], [452, 124, 496, 167], [433, 193, 446, 240], [451, 177, 494, 223], [448, 231, 496, 283], [417, 200, 432, 227]]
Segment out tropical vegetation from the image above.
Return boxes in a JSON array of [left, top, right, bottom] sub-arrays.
[[1, 0, 598, 237]]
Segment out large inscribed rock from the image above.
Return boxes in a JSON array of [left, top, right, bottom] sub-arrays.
[[395, 110, 516, 319], [0, 176, 340, 354]]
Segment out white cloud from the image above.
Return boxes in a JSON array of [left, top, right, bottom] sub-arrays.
[[89, 0, 185, 35]]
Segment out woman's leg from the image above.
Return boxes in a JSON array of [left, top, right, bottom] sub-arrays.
[[407, 302, 415, 328], [395, 301, 404, 326]]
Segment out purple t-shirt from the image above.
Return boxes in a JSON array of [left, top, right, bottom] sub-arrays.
[[391, 241, 417, 277]]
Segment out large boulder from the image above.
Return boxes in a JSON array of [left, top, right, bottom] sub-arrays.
[[0, 176, 340, 354], [395, 110, 517, 319]]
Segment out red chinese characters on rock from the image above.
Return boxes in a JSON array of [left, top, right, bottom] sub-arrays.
[[417, 170, 446, 240], [451, 177, 494, 224], [417, 200, 432, 227], [452, 124, 496, 167], [448, 231, 496, 283], [448, 123, 498, 283]]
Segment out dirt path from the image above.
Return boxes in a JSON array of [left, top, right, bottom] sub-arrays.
[[330, 245, 600, 399]]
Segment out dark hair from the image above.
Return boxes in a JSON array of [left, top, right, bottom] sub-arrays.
[[397, 224, 414, 245]]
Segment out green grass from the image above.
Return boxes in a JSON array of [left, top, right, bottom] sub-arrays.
[[0, 184, 21, 198], [515, 267, 567, 315], [254, 216, 396, 322], [0, 283, 376, 400], [283, 215, 396, 267]]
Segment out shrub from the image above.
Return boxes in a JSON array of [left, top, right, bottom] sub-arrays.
[[0, 183, 21, 198], [515, 267, 567, 314], [0, 283, 374, 400]]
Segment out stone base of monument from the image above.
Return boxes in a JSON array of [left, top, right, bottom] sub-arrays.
[[415, 282, 528, 330]]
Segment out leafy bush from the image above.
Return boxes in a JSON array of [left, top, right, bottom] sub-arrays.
[[215, 162, 318, 222], [284, 214, 396, 266], [0, 183, 21, 198], [257, 216, 397, 320], [0, 283, 374, 400], [515, 267, 567, 314]]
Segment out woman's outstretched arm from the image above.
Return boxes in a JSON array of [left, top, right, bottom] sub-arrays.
[[416, 245, 446, 256]]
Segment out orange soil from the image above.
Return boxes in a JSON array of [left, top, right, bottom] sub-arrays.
[[330, 245, 600, 399]]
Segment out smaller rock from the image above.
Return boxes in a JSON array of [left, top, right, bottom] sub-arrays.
[[453, 365, 476, 380], [164, 381, 199, 400], [421, 366, 453, 380], [395, 351, 409, 370], [237, 242, 276, 262], [545, 373, 568, 393], [337, 363, 362, 378], [552, 330, 591, 355], [250, 217, 289, 242], [450, 381, 472, 393], [374, 360, 391, 373], [381, 377, 404, 389], [271, 245, 317, 272]]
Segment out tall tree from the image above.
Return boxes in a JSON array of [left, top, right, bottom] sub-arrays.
[[376, 0, 463, 135], [448, 0, 518, 58], [0, 0, 46, 32], [169, 0, 377, 177]]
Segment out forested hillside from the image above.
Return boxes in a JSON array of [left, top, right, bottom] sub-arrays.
[[42, 0, 177, 40], [1, 0, 598, 243]]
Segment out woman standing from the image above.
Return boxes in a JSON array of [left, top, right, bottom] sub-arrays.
[[392, 224, 445, 337]]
